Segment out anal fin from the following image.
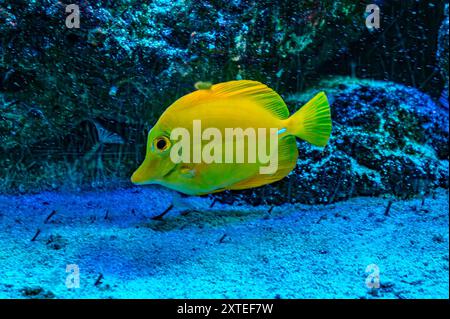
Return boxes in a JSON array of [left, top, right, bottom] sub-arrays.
[[227, 135, 298, 191]]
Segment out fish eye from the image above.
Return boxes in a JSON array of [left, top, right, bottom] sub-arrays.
[[154, 136, 170, 151]]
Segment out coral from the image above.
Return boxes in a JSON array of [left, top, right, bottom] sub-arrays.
[[0, 0, 362, 192], [437, 3, 449, 109], [0, 1, 448, 203]]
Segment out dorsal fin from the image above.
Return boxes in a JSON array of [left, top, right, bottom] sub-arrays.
[[166, 80, 290, 120], [209, 80, 290, 119]]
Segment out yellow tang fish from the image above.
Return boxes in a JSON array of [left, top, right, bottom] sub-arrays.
[[131, 80, 331, 195]]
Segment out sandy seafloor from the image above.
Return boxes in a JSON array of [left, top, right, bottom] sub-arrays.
[[0, 186, 448, 299]]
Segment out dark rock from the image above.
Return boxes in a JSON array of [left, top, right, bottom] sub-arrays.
[[46, 234, 68, 250], [0, 2, 447, 203], [20, 286, 55, 299], [0, 0, 363, 192], [380, 281, 395, 293], [437, 4, 449, 109], [432, 234, 445, 243]]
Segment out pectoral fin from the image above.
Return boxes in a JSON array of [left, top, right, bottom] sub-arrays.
[[180, 164, 196, 178]]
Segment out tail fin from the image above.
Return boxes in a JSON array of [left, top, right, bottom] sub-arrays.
[[286, 92, 332, 147]]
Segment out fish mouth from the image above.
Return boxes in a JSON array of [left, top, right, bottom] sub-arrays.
[[162, 165, 177, 178], [131, 164, 176, 185], [130, 171, 148, 185], [130, 164, 153, 185]]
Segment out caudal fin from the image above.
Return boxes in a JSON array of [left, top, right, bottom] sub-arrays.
[[286, 92, 332, 147]]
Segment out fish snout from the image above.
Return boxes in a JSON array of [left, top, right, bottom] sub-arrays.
[[130, 170, 144, 185], [131, 161, 152, 185]]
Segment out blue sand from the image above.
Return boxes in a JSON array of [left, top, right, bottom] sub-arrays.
[[0, 187, 448, 298]]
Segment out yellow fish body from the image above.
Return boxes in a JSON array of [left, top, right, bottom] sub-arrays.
[[131, 80, 331, 195]]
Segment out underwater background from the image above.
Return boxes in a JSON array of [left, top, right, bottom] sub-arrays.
[[0, 0, 448, 298]]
